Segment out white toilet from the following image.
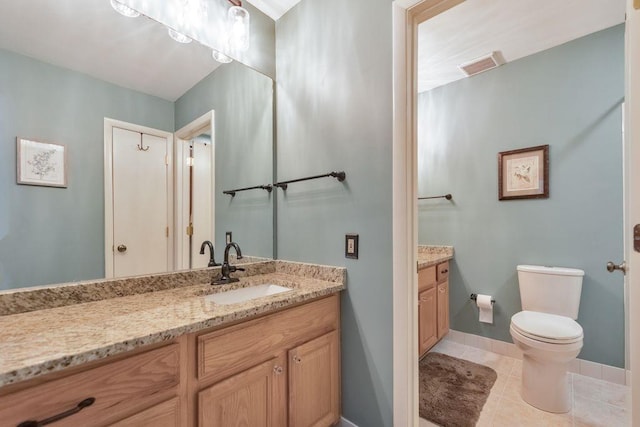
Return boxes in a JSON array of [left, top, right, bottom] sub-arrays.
[[509, 265, 584, 413]]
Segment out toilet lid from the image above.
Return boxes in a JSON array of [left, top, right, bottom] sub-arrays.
[[511, 311, 583, 344]]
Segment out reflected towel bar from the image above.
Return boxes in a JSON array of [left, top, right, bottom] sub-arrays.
[[418, 194, 452, 200], [223, 184, 273, 197], [274, 171, 346, 190]]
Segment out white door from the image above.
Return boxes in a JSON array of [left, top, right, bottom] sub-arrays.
[[111, 127, 170, 277], [626, 0, 640, 423]]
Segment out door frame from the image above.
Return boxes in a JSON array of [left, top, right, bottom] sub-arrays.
[[626, 0, 640, 422], [103, 118, 174, 278], [174, 110, 216, 271], [392, 1, 639, 425]]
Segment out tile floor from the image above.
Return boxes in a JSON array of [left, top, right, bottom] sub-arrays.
[[419, 339, 631, 427]]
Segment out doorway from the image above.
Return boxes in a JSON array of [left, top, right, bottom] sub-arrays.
[[174, 110, 216, 271], [392, 0, 637, 425]]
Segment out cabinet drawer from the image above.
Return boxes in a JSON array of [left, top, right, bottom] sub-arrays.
[[198, 295, 339, 384], [110, 398, 180, 427], [0, 344, 180, 427], [437, 262, 449, 283], [418, 266, 436, 292]]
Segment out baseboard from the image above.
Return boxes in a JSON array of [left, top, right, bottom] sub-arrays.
[[339, 416, 358, 427], [446, 329, 628, 386]]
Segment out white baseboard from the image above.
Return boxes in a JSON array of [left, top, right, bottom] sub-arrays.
[[339, 416, 358, 427], [446, 329, 629, 386]]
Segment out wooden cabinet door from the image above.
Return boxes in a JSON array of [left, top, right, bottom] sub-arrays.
[[198, 355, 286, 427], [288, 331, 340, 427], [419, 287, 438, 355], [437, 281, 450, 339]]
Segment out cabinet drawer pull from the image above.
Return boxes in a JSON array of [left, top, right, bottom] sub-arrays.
[[17, 397, 95, 427], [273, 365, 284, 375]]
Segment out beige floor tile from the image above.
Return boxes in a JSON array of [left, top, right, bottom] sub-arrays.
[[492, 396, 572, 427], [573, 394, 630, 426], [430, 339, 468, 358], [418, 417, 439, 427], [573, 373, 630, 409], [510, 359, 523, 378], [461, 347, 516, 375]]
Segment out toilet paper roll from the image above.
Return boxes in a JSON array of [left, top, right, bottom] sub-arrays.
[[476, 294, 494, 324]]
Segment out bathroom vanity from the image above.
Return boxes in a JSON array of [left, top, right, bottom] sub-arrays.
[[417, 246, 454, 356], [0, 260, 344, 427]]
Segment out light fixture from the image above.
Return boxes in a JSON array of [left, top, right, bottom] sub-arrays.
[[227, 1, 250, 52], [212, 50, 233, 64], [167, 28, 192, 44], [110, 0, 140, 18]]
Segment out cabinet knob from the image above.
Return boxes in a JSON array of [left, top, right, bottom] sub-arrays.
[[293, 356, 302, 364], [117, 244, 127, 253], [273, 365, 283, 375]]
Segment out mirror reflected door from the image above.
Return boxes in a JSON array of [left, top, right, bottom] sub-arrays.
[[105, 119, 174, 278]]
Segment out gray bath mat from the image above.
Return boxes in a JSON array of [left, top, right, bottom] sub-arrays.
[[419, 352, 498, 427]]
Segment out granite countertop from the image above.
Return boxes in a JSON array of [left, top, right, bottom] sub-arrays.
[[418, 245, 454, 270], [0, 260, 345, 389]]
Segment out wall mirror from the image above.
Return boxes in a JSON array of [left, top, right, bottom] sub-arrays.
[[0, 0, 275, 290]]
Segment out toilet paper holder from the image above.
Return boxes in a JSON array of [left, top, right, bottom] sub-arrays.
[[470, 293, 495, 304]]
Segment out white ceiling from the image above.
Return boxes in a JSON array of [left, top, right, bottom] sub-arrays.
[[0, 0, 300, 101], [0, 0, 224, 101], [247, 0, 301, 20], [418, 0, 626, 93]]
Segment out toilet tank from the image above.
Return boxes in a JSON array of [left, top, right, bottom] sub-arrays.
[[517, 265, 584, 319]]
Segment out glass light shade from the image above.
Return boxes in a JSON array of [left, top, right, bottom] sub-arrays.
[[212, 50, 233, 64], [110, 0, 140, 18], [227, 6, 250, 52], [168, 28, 192, 44]]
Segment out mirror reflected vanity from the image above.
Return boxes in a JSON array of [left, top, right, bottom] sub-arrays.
[[0, 0, 275, 290]]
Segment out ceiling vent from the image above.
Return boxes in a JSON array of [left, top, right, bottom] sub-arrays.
[[458, 52, 502, 77]]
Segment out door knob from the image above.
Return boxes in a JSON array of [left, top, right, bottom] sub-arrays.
[[606, 261, 626, 274], [117, 244, 127, 253]]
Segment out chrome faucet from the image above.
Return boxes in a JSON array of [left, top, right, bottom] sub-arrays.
[[213, 242, 245, 285], [199, 241, 220, 267]]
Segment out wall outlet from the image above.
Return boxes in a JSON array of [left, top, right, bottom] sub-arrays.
[[345, 234, 359, 259], [226, 232, 232, 244]]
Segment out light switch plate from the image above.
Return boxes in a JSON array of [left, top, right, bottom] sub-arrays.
[[345, 234, 359, 259], [226, 232, 232, 244]]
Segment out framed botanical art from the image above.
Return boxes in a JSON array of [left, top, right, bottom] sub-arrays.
[[16, 137, 68, 188], [498, 145, 548, 200]]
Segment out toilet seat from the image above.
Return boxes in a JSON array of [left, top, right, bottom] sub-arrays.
[[511, 311, 583, 344]]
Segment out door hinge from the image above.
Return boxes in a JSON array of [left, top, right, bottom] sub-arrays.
[[165, 155, 169, 166], [186, 224, 194, 236], [166, 226, 169, 238]]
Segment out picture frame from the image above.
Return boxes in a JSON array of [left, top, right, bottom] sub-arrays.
[[16, 137, 67, 188], [498, 144, 548, 200]]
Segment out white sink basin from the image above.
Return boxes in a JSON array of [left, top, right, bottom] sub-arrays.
[[204, 284, 293, 305]]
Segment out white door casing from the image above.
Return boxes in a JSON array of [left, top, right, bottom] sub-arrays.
[[626, 0, 640, 424], [174, 111, 215, 271], [104, 119, 174, 278]]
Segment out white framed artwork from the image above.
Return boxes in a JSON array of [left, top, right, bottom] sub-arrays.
[[16, 137, 67, 188]]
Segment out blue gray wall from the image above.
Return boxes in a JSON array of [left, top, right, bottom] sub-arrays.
[[0, 49, 174, 290], [276, 0, 393, 425], [175, 61, 274, 259], [418, 25, 625, 367]]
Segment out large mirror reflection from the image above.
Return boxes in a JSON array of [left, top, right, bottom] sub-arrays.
[[0, 0, 275, 290]]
